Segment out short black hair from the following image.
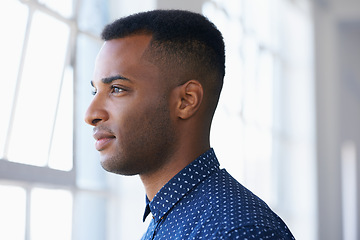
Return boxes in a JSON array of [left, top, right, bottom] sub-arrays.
[[102, 9, 225, 117]]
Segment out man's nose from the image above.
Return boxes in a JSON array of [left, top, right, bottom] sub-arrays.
[[84, 95, 109, 126]]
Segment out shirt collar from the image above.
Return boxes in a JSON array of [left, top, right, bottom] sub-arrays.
[[143, 148, 220, 222]]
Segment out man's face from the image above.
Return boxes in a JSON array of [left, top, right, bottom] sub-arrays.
[[85, 34, 176, 176]]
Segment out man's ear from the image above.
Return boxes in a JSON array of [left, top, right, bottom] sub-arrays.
[[176, 80, 203, 120]]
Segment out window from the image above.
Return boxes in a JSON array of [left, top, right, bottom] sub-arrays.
[[0, 0, 74, 172], [204, 0, 316, 239], [0, 0, 112, 239], [0, 185, 26, 240]]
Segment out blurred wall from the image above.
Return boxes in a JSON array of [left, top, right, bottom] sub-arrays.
[[314, 0, 360, 239]]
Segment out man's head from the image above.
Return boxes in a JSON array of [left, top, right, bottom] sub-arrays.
[[102, 9, 225, 116], [85, 10, 225, 176]]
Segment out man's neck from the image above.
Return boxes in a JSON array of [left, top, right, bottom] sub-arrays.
[[139, 145, 210, 201]]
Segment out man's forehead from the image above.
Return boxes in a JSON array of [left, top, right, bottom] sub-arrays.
[[95, 35, 154, 70], [101, 34, 152, 53], [92, 34, 164, 88]]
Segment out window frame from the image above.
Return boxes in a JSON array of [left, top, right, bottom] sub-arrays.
[[1, 0, 78, 186], [0, 1, 111, 239]]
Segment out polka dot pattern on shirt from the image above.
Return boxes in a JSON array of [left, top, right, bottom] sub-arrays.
[[141, 149, 295, 240]]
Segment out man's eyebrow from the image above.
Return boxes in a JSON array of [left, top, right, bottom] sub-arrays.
[[102, 75, 130, 84], [91, 75, 130, 87]]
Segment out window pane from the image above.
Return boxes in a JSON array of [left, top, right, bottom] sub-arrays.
[[256, 51, 274, 128], [78, 0, 109, 36], [48, 66, 74, 171], [7, 11, 70, 167], [0, 0, 28, 158], [30, 188, 73, 240], [244, 0, 273, 44], [38, 0, 74, 18], [0, 185, 26, 240], [72, 192, 107, 240], [243, 125, 273, 203]]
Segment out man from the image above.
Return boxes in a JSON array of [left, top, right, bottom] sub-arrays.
[[85, 9, 295, 239]]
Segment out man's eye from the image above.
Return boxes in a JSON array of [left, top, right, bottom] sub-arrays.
[[91, 89, 97, 95], [112, 86, 124, 93]]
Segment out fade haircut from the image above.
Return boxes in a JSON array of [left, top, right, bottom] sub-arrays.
[[101, 9, 225, 118]]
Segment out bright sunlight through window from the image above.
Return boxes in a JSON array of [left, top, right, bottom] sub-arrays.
[[0, 0, 73, 171], [0, 185, 26, 240]]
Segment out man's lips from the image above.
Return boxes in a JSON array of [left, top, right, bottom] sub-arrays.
[[93, 130, 116, 151]]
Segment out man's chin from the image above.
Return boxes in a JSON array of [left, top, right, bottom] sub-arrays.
[[99, 156, 139, 176]]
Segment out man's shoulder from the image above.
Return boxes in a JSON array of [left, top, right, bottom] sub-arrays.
[[184, 169, 295, 239], [194, 169, 270, 216], [196, 168, 270, 211]]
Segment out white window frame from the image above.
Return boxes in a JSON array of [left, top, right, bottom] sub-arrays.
[[0, 0, 111, 239]]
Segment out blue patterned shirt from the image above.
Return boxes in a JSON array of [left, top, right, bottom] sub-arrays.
[[141, 149, 295, 239]]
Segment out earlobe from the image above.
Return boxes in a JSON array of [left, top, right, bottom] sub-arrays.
[[177, 80, 203, 120]]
